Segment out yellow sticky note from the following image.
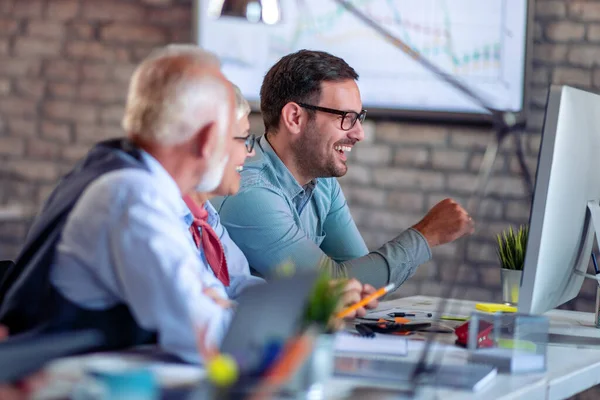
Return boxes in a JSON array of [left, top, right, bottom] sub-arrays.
[[475, 303, 517, 313]]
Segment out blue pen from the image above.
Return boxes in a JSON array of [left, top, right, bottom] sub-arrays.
[[592, 252, 599, 275]]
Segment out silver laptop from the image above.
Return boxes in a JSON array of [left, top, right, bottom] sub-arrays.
[[219, 271, 318, 374]]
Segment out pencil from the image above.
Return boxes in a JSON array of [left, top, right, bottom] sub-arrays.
[[336, 283, 395, 319]]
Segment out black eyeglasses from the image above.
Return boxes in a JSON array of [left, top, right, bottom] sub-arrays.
[[233, 133, 256, 153], [297, 102, 367, 131]]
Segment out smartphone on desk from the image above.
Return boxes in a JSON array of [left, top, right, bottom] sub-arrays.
[[359, 321, 432, 334]]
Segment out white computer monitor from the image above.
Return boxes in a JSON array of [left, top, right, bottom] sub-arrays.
[[519, 85, 600, 314]]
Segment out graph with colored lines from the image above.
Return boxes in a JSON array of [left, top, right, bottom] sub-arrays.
[[197, 0, 529, 116]]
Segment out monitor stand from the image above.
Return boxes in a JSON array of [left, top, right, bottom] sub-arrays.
[[546, 333, 600, 347], [550, 200, 600, 346], [574, 200, 600, 283]]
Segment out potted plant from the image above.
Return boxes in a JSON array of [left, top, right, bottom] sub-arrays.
[[496, 225, 528, 305], [303, 270, 346, 333]]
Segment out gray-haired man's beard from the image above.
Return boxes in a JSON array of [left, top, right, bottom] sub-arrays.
[[195, 155, 229, 193]]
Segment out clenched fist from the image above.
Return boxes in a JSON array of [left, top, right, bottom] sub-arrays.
[[411, 198, 474, 247]]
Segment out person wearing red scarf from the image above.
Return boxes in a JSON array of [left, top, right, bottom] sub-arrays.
[[183, 84, 264, 308]]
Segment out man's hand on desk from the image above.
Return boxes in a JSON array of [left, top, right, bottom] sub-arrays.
[[337, 279, 379, 320], [411, 198, 474, 248], [360, 283, 379, 310], [203, 287, 234, 309], [327, 279, 379, 331]]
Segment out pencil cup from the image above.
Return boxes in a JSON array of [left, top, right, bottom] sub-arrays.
[[467, 312, 549, 374], [284, 333, 335, 396], [72, 363, 157, 400]]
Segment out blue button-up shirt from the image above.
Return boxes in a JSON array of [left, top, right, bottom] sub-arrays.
[[184, 201, 265, 300], [50, 151, 233, 364], [214, 136, 432, 290]]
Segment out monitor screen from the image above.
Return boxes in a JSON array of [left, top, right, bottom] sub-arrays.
[[519, 86, 600, 315], [195, 0, 531, 119]]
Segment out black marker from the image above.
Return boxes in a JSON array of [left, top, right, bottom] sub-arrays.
[[388, 312, 433, 318], [356, 324, 375, 338]]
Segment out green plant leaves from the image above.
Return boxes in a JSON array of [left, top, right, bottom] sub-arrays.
[[302, 269, 344, 332], [496, 224, 528, 271]]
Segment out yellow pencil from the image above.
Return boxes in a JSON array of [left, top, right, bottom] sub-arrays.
[[336, 283, 395, 319]]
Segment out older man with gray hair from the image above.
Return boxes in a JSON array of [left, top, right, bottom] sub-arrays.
[[0, 45, 237, 364]]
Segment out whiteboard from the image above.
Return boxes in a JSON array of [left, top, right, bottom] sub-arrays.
[[195, 0, 530, 119]]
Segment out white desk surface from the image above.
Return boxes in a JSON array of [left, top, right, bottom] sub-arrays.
[[327, 295, 600, 400], [39, 295, 600, 400]]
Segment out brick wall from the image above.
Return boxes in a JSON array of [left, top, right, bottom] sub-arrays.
[[337, 0, 600, 311], [0, 0, 598, 311], [0, 0, 192, 255]]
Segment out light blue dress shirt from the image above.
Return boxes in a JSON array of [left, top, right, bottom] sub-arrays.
[[214, 136, 432, 290], [50, 151, 233, 365], [184, 200, 265, 300]]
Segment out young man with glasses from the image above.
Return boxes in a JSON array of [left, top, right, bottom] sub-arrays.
[[185, 83, 375, 319], [215, 50, 474, 291]]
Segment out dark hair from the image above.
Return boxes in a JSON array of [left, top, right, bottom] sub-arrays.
[[260, 49, 359, 134]]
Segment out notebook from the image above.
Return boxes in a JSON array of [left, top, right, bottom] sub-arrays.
[[334, 332, 408, 357], [335, 357, 497, 392]]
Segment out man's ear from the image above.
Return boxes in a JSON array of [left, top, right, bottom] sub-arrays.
[[280, 102, 305, 135], [193, 122, 216, 159]]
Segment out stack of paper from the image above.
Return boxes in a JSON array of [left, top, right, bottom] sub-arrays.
[[335, 357, 498, 392], [334, 332, 408, 357]]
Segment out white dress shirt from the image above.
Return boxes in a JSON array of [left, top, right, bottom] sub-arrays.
[[50, 151, 232, 364]]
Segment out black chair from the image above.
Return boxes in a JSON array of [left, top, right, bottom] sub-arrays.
[[0, 329, 104, 383]]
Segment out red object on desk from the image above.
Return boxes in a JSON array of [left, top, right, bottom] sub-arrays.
[[455, 320, 494, 348]]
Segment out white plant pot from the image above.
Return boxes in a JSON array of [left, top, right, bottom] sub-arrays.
[[501, 268, 522, 306]]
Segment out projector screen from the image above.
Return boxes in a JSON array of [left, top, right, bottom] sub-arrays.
[[195, 0, 531, 120]]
